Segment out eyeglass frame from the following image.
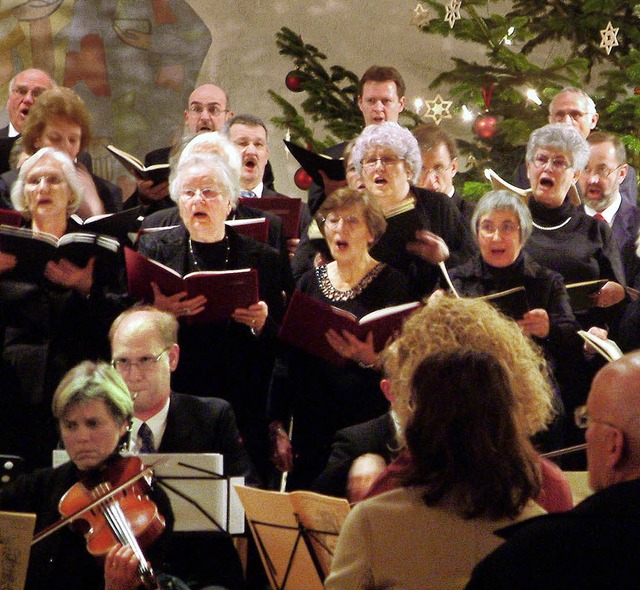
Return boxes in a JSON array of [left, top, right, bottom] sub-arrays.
[[531, 153, 573, 173], [421, 162, 454, 178], [477, 220, 521, 238], [321, 213, 364, 229], [574, 405, 619, 430], [361, 156, 405, 170], [179, 187, 226, 201], [549, 109, 591, 123], [187, 104, 229, 117], [111, 346, 171, 373], [11, 86, 47, 99], [581, 163, 625, 180]]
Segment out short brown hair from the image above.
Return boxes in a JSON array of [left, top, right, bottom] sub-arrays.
[[316, 187, 387, 245], [412, 123, 458, 159], [22, 87, 92, 155], [587, 130, 627, 165], [359, 65, 406, 98]]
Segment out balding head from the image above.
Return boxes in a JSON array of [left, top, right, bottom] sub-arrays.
[[6, 68, 55, 133], [184, 84, 233, 134], [586, 352, 640, 491]]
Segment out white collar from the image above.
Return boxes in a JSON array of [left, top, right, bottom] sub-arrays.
[[245, 182, 264, 198], [584, 191, 622, 225], [131, 396, 171, 453], [8, 122, 19, 138]]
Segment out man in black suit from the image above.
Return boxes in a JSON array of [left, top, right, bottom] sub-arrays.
[[466, 351, 640, 589], [0, 68, 55, 174], [109, 305, 259, 589], [222, 113, 312, 258], [578, 131, 640, 283]]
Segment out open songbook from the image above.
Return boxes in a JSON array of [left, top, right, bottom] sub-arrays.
[[278, 290, 422, 365], [124, 247, 259, 324], [565, 279, 609, 313], [0, 511, 36, 590], [105, 144, 169, 185], [237, 196, 303, 239], [234, 485, 350, 590], [284, 140, 345, 187], [479, 285, 530, 320]]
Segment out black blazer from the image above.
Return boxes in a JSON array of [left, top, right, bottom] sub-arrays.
[[312, 413, 397, 498], [158, 392, 260, 485]]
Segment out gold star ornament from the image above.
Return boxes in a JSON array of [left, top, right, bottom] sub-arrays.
[[445, 0, 462, 29], [423, 94, 453, 125], [600, 21, 619, 56], [410, 3, 430, 28]]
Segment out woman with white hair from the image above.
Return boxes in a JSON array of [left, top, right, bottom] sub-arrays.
[[0, 148, 122, 468], [136, 150, 293, 480], [524, 124, 625, 316]]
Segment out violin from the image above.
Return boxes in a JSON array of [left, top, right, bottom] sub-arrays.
[[32, 455, 165, 590]]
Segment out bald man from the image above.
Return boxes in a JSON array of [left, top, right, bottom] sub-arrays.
[[466, 351, 640, 589], [125, 83, 234, 211], [0, 68, 55, 174]]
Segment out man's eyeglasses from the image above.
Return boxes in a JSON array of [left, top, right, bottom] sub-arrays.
[[111, 347, 171, 372], [478, 221, 520, 238], [582, 163, 624, 179], [188, 105, 228, 117], [362, 156, 405, 170], [550, 110, 590, 123], [421, 163, 453, 178], [574, 405, 619, 430], [11, 86, 47, 99], [532, 154, 572, 173]]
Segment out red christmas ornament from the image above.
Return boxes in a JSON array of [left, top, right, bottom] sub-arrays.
[[285, 70, 304, 92], [635, 88, 640, 95], [294, 167, 312, 190], [473, 113, 498, 139]]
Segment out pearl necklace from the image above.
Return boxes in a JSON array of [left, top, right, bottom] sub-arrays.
[[532, 217, 572, 231], [188, 234, 230, 270]]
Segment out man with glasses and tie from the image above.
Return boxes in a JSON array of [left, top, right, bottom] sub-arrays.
[[108, 304, 259, 589], [577, 131, 640, 284], [466, 351, 640, 589], [0, 68, 55, 174], [514, 87, 637, 205]]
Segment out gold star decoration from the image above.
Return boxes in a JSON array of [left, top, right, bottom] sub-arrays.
[[600, 21, 619, 56], [410, 3, 430, 28], [423, 94, 453, 125], [445, 0, 462, 29]]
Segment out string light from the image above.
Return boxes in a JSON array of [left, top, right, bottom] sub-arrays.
[[461, 105, 474, 122], [526, 88, 542, 105], [414, 98, 424, 113]]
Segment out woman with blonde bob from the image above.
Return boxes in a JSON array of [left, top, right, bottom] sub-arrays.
[[365, 297, 573, 514]]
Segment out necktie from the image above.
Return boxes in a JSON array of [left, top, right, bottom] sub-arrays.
[[593, 213, 606, 222], [240, 189, 257, 199], [138, 422, 156, 453]]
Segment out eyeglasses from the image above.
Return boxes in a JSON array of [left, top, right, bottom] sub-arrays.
[[180, 187, 224, 201], [11, 86, 47, 99], [574, 405, 619, 430], [421, 163, 453, 178], [111, 347, 171, 373], [362, 156, 405, 170], [187, 105, 228, 117], [532, 154, 572, 172], [550, 110, 590, 123], [478, 221, 520, 237], [582, 163, 624, 179], [322, 214, 363, 229]]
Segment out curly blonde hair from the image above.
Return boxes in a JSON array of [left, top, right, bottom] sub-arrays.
[[384, 296, 554, 441]]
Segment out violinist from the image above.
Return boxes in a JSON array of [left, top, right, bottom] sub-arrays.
[[0, 360, 177, 590]]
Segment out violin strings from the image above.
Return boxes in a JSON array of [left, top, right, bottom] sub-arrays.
[[94, 484, 153, 578]]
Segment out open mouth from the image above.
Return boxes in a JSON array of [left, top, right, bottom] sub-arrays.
[[586, 185, 602, 198], [539, 177, 554, 188], [374, 175, 387, 186], [243, 157, 258, 171], [197, 124, 214, 133], [334, 239, 349, 251]]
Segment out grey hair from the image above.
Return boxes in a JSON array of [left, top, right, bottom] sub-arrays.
[[471, 190, 533, 245], [550, 87, 597, 116], [525, 124, 590, 171], [176, 131, 242, 181], [170, 152, 241, 208], [352, 122, 422, 183], [11, 147, 83, 220]]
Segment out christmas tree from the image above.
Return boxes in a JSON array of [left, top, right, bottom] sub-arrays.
[[270, 2, 640, 198]]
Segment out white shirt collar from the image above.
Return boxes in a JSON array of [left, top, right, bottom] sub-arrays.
[[584, 191, 622, 225], [246, 182, 263, 198], [8, 122, 19, 138], [130, 397, 171, 453]]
